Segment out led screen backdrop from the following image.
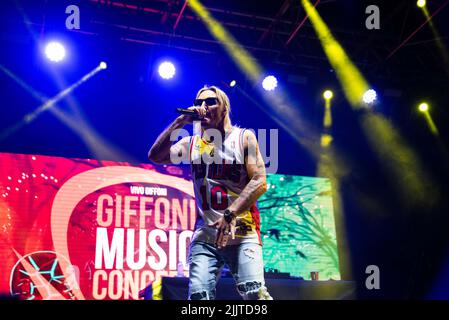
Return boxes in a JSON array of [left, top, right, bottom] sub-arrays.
[[260, 175, 340, 281], [0, 152, 340, 300]]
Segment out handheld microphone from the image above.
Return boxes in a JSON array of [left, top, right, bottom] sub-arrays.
[[176, 108, 201, 119]]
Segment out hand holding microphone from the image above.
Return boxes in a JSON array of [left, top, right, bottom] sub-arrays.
[[176, 106, 207, 123]]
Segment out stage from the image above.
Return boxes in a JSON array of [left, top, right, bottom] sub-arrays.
[[146, 276, 356, 300]]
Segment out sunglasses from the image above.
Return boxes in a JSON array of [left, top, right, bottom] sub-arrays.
[[193, 97, 218, 107]]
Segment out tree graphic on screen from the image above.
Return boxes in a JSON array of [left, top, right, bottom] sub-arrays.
[[258, 174, 340, 280]]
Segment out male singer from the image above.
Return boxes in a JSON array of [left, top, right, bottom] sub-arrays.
[[148, 85, 272, 300]]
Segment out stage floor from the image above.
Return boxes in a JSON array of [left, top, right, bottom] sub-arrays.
[[146, 276, 356, 300]]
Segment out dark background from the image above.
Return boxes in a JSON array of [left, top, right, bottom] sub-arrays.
[[1, 0, 449, 299]]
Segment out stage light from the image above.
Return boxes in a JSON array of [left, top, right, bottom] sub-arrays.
[[302, 0, 369, 108], [230, 80, 236, 87], [418, 102, 438, 134], [45, 42, 66, 62], [418, 102, 429, 112], [323, 90, 333, 100], [262, 75, 277, 91], [417, 0, 426, 8], [99, 62, 107, 70], [158, 61, 176, 79], [363, 89, 377, 104]]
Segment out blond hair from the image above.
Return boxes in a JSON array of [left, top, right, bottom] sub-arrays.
[[196, 85, 232, 126]]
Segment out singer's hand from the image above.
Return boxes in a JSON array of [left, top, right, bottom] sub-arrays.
[[179, 106, 207, 124], [209, 216, 236, 249]]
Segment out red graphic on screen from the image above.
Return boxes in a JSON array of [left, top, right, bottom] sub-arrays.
[[0, 152, 196, 300], [10, 250, 78, 300]]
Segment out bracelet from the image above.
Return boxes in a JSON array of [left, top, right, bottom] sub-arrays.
[[223, 209, 235, 223]]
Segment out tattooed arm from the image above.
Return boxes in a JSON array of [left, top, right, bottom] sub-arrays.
[[148, 115, 190, 164], [149, 105, 209, 164], [211, 130, 267, 248], [229, 130, 268, 214]]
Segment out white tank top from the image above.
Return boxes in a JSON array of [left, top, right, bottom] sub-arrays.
[[189, 126, 262, 246]]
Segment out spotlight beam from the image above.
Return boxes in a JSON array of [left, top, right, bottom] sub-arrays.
[[234, 85, 320, 158], [0, 64, 135, 163], [11, 4, 135, 162], [387, 0, 449, 59], [420, 5, 449, 77], [190, 0, 325, 162], [361, 114, 435, 207], [0, 64, 47, 102], [316, 87, 351, 282], [301, 0, 436, 209], [0, 63, 106, 142], [188, 0, 262, 82], [323, 99, 332, 130], [301, 0, 369, 107], [423, 112, 439, 135]]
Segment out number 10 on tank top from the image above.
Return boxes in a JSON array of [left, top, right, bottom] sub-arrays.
[[199, 185, 229, 210]]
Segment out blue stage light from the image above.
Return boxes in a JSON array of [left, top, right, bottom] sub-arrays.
[[262, 75, 278, 91], [363, 89, 377, 104], [45, 42, 66, 62], [158, 61, 176, 79]]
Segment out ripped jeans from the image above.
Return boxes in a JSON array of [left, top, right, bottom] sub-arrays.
[[187, 241, 272, 300]]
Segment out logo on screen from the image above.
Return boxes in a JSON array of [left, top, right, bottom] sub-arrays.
[[10, 251, 79, 300]]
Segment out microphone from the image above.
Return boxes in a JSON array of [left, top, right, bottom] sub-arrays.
[[176, 108, 201, 119]]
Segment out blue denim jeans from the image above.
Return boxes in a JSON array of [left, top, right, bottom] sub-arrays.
[[187, 241, 272, 300]]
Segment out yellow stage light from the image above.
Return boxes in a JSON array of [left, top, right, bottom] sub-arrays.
[[417, 0, 426, 8], [323, 90, 333, 100], [301, 0, 369, 107], [418, 102, 429, 112]]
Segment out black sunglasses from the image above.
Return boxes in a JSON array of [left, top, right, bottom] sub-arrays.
[[193, 97, 218, 107]]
